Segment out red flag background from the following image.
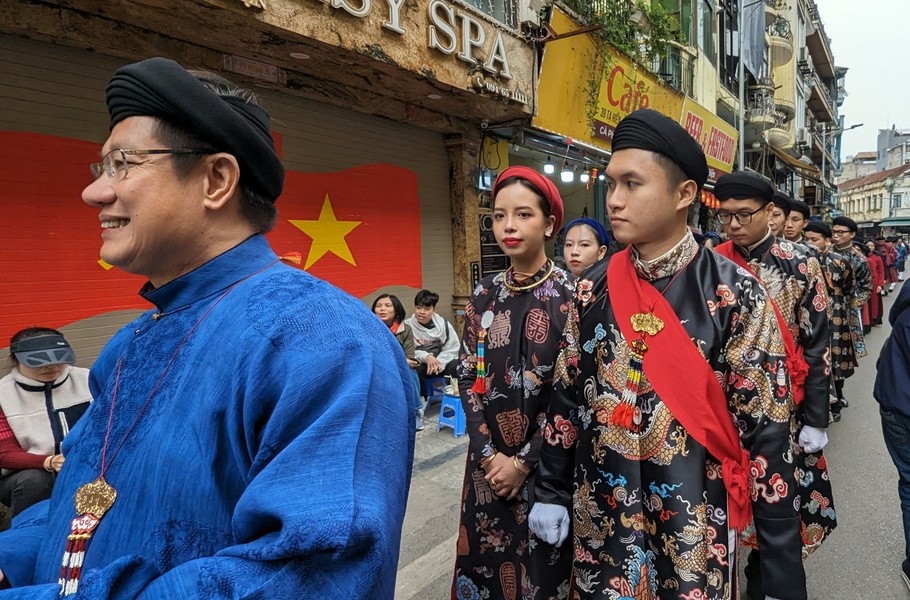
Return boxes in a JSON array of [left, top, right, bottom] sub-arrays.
[[0, 131, 423, 343]]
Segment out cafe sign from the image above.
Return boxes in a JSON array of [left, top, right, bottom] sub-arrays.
[[591, 49, 683, 143]]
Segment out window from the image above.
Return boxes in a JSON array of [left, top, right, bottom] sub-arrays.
[[462, 0, 516, 28], [657, 0, 691, 44], [895, 193, 903, 208], [699, 0, 717, 63]]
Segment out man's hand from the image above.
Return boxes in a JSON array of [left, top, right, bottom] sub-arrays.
[[528, 503, 570, 547], [798, 426, 829, 453], [425, 354, 442, 375]]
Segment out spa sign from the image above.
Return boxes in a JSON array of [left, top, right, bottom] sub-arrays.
[[313, 0, 525, 102]]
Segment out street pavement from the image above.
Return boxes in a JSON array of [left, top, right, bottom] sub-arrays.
[[395, 283, 910, 599]]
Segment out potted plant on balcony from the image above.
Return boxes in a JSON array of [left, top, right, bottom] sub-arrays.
[[573, 0, 683, 126]]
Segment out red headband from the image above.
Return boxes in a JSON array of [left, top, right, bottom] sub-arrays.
[[492, 166, 564, 239]]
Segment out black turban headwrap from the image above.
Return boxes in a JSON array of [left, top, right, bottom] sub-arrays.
[[804, 221, 831, 237], [772, 191, 792, 214], [789, 199, 810, 219], [832, 216, 859, 233], [612, 108, 709, 189], [106, 57, 285, 202], [714, 171, 774, 204]]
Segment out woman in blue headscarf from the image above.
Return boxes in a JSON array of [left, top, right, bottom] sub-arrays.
[[561, 217, 611, 277]]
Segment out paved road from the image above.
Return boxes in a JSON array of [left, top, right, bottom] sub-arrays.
[[803, 284, 908, 599], [396, 283, 910, 599]]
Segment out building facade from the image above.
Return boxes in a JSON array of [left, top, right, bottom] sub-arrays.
[[0, 0, 849, 364], [0, 0, 541, 362]]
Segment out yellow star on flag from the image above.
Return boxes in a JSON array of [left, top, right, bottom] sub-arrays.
[[289, 194, 362, 269]]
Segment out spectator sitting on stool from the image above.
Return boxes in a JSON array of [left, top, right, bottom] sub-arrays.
[[404, 290, 460, 398], [0, 328, 91, 521]]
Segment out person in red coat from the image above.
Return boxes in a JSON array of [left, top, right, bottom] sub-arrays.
[[864, 240, 886, 330]]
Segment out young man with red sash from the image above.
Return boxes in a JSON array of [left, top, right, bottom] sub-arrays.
[[713, 171, 835, 600], [530, 109, 805, 600]]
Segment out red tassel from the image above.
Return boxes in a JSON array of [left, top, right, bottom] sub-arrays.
[[471, 376, 486, 395], [609, 403, 635, 428]]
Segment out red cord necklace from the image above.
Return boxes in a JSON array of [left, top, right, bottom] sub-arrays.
[[57, 254, 295, 596]]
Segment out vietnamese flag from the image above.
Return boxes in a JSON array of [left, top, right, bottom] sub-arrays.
[[0, 131, 423, 343], [268, 164, 423, 298], [0, 131, 149, 343]]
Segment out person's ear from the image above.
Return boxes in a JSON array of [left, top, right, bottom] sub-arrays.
[[201, 153, 241, 211], [675, 180, 698, 211], [544, 215, 557, 238]]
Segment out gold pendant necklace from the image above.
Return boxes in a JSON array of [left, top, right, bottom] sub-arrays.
[[501, 259, 555, 292], [58, 255, 291, 597]]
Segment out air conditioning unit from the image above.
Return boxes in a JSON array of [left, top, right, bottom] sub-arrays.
[[796, 128, 812, 147], [797, 47, 812, 76], [518, 0, 541, 27]]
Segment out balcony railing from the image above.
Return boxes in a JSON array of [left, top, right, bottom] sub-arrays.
[[652, 43, 694, 97], [747, 78, 776, 130], [767, 15, 793, 66]]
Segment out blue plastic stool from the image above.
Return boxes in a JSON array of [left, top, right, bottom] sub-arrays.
[[423, 376, 446, 410], [437, 393, 466, 437]]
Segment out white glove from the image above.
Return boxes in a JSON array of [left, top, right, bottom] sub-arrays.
[[528, 502, 570, 547], [798, 425, 829, 453], [765, 597, 782, 600]]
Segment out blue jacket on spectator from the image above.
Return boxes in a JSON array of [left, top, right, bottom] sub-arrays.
[[875, 282, 910, 417]]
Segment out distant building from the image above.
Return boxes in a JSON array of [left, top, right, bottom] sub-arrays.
[[838, 151, 878, 183], [838, 163, 910, 236], [878, 128, 910, 170]]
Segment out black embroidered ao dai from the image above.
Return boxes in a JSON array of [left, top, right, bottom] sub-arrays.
[[537, 233, 806, 600], [452, 262, 574, 600]]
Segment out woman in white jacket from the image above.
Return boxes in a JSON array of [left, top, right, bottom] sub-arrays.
[[0, 328, 91, 518]]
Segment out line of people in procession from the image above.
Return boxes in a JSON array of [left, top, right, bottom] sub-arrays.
[[0, 55, 904, 600], [448, 108, 895, 600]]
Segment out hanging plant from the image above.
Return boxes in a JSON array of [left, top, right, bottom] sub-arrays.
[[553, 1, 683, 129]]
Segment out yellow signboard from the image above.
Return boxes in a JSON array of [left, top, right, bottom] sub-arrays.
[[678, 98, 738, 179], [533, 6, 683, 151]]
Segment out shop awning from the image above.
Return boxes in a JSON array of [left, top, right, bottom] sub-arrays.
[[768, 145, 821, 181], [879, 218, 910, 227]]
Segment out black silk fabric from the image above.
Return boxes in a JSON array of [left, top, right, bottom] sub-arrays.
[[106, 57, 284, 201], [715, 170, 775, 202], [612, 108, 709, 188], [537, 240, 807, 599]]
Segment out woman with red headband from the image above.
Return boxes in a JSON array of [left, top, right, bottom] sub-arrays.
[[451, 166, 574, 600]]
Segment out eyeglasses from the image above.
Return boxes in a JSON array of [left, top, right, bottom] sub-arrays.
[[89, 148, 213, 182], [715, 206, 765, 225], [831, 229, 852, 236]]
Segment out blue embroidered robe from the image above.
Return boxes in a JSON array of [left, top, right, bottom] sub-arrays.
[[0, 235, 415, 599]]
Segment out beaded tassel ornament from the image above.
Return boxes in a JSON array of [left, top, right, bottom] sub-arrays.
[[610, 312, 664, 431], [471, 310, 495, 395], [610, 338, 647, 429], [471, 329, 487, 394], [59, 478, 117, 596]]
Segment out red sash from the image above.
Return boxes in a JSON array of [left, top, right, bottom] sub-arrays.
[[715, 241, 807, 405], [607, 248, 752, 530]]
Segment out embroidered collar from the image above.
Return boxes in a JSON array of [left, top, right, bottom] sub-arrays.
[[631, 230, 697, 281], [738, 228, 775, 259], [141, 234, 280, 315]]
